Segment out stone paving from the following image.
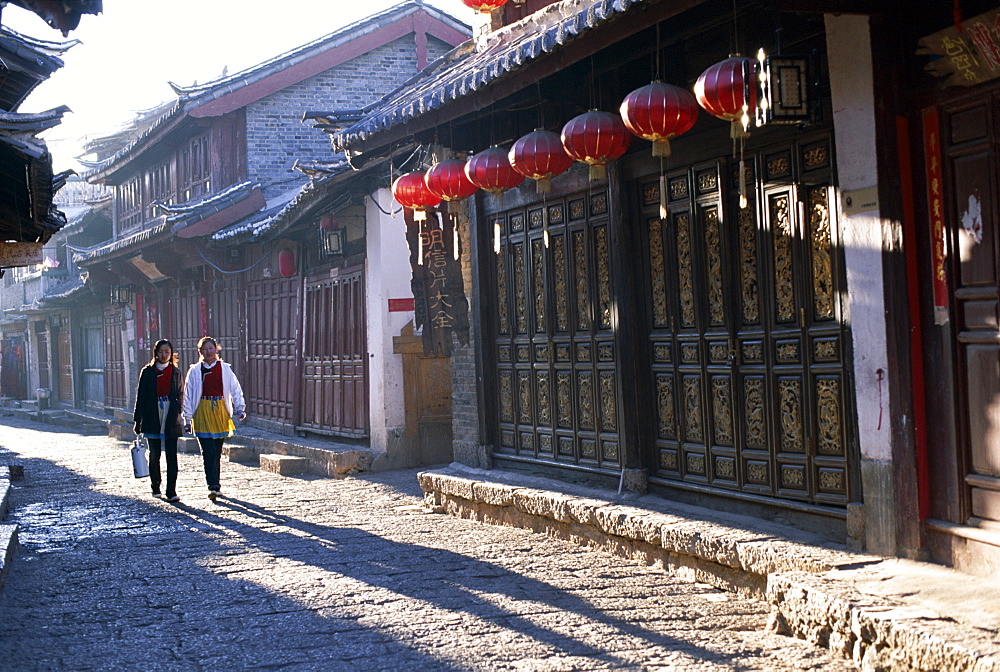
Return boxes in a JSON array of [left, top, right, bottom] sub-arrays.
[[0, 416, 857, 671]]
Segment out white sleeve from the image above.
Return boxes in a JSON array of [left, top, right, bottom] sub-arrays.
[[228, 364, 246, 415], [181, 365, 198, 421]]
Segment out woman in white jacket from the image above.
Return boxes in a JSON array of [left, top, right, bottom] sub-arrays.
[[182, 336, 246, 501]]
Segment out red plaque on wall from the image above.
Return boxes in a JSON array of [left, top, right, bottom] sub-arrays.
[[388, 298, 415, 312]]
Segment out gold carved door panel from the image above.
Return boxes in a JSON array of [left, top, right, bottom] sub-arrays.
[[644, 136, 854, 507], [493, 191, 621, 470]]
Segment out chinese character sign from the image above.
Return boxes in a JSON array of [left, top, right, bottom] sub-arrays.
[[404, 207, 470, 356], [917, 8, 1000, 88], [922, 107, 949, 325]]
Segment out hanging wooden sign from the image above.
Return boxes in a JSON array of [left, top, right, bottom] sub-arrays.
[[0, 242, 42, 268], [917, 8, 1000, 88]]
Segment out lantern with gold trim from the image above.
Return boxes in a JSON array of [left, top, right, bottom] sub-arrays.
[[619, 82, 699, 157], [694, 55, 759, 208], [424, 159, 478, 207], [391, 170, 440, 222], [465, 146, 524, 194], [560, 110, 632, 181], [694, 55, 758, 138], [508, 129, 574, 194]]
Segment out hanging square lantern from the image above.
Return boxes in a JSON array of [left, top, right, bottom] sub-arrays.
[[761, 53, 814, 125]]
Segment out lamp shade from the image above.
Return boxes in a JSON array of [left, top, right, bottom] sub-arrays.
[[561, 110, 632, 180], [508, 129, 574, 193], [465, 146, 524, 194], [620, 82, 699, 157], [392, 170, 441, 221]]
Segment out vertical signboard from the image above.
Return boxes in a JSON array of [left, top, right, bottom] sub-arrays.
[[922, 107, 949, 325]]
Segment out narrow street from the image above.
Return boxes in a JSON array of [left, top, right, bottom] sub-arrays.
[[0, 417, 856, 672]]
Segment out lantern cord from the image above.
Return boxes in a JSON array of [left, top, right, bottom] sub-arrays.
[[731, 0, 741, 56], [654, 22, 662, 81]]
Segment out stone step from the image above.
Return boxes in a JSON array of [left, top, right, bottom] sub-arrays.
[[259, 454, 310, 476], [0, 523, 16, 592]]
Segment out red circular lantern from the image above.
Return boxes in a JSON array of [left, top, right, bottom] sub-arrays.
[[277, 248, 295, 278], [392, 170, 440, 221], [461, 0, 509, 11], [465, 146, 524, 194], [424, 159, 478, 202], [620, 82, 699, 157], [561, 110, 632, 181], [508, 129, 574, 193], [694, 55, 758, 138]]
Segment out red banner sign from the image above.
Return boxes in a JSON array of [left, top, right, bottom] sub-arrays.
[[388, 298, 415, 312], [922, 107, 949, 325]]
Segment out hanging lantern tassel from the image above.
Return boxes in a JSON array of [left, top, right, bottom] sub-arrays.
[[739, 157, 748, 210], [589, 164, 606, 181], [542, 196, 549, 248], [453, 222, 460, 260], [418, 220, 424, 266], [659, 172, 669, 220], [494, 220, 501, 254], [653, 138, 672, 158], [536, 178, 551, 195]]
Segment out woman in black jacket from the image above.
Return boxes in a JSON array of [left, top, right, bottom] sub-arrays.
[[133, 339, 184, 502]]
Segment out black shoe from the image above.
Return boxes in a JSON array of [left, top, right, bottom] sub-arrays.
[[166, 495, 180, 503], [208, 490, 219, 502], [151, 492, 162, 499]]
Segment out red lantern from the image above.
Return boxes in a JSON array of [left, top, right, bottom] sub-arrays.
[[561, 110, 632, 181], [460, 0, 509, 11], [392, 170, 441, 221], [694, 55, 758, 138], [620, 82, 699, 157], [277, 248, 295, 278], [508, 129, 574, 193], [465, 146, 524, 194], [424, 159, 478, 203]]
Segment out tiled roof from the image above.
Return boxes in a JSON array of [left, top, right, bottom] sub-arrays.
[[332, 0, 647, 150], [212, 157, 354, 243], [0, 106, 71, 159], [154, 180, 258, 224], [83, 1, 468, 180], [72, 221, 170, 265]]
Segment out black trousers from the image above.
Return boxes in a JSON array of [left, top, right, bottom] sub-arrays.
[[197, 437, 224, 491], [147, 436, 178, 497]]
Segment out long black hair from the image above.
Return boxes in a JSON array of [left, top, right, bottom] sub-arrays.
[[147, 338, 178, 367]]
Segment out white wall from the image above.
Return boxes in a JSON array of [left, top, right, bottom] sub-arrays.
[[365, 187, 415, 458], [826, 13, 898, 555]]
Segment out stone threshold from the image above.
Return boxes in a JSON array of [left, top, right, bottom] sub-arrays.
[[419, 464, 1000, 672]]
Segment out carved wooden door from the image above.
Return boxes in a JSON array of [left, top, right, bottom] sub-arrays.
[[642, 135, 855, 507], [492, 190, 622, 470], [299, 266, 368, 438]]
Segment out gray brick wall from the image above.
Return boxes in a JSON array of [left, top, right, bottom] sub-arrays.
[[247, 35, 452, 200]]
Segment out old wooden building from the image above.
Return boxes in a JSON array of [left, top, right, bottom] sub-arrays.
[[319, 0, 1000, 577]]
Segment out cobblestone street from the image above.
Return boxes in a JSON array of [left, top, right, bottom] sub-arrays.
[[0, 417, 857, 671]]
